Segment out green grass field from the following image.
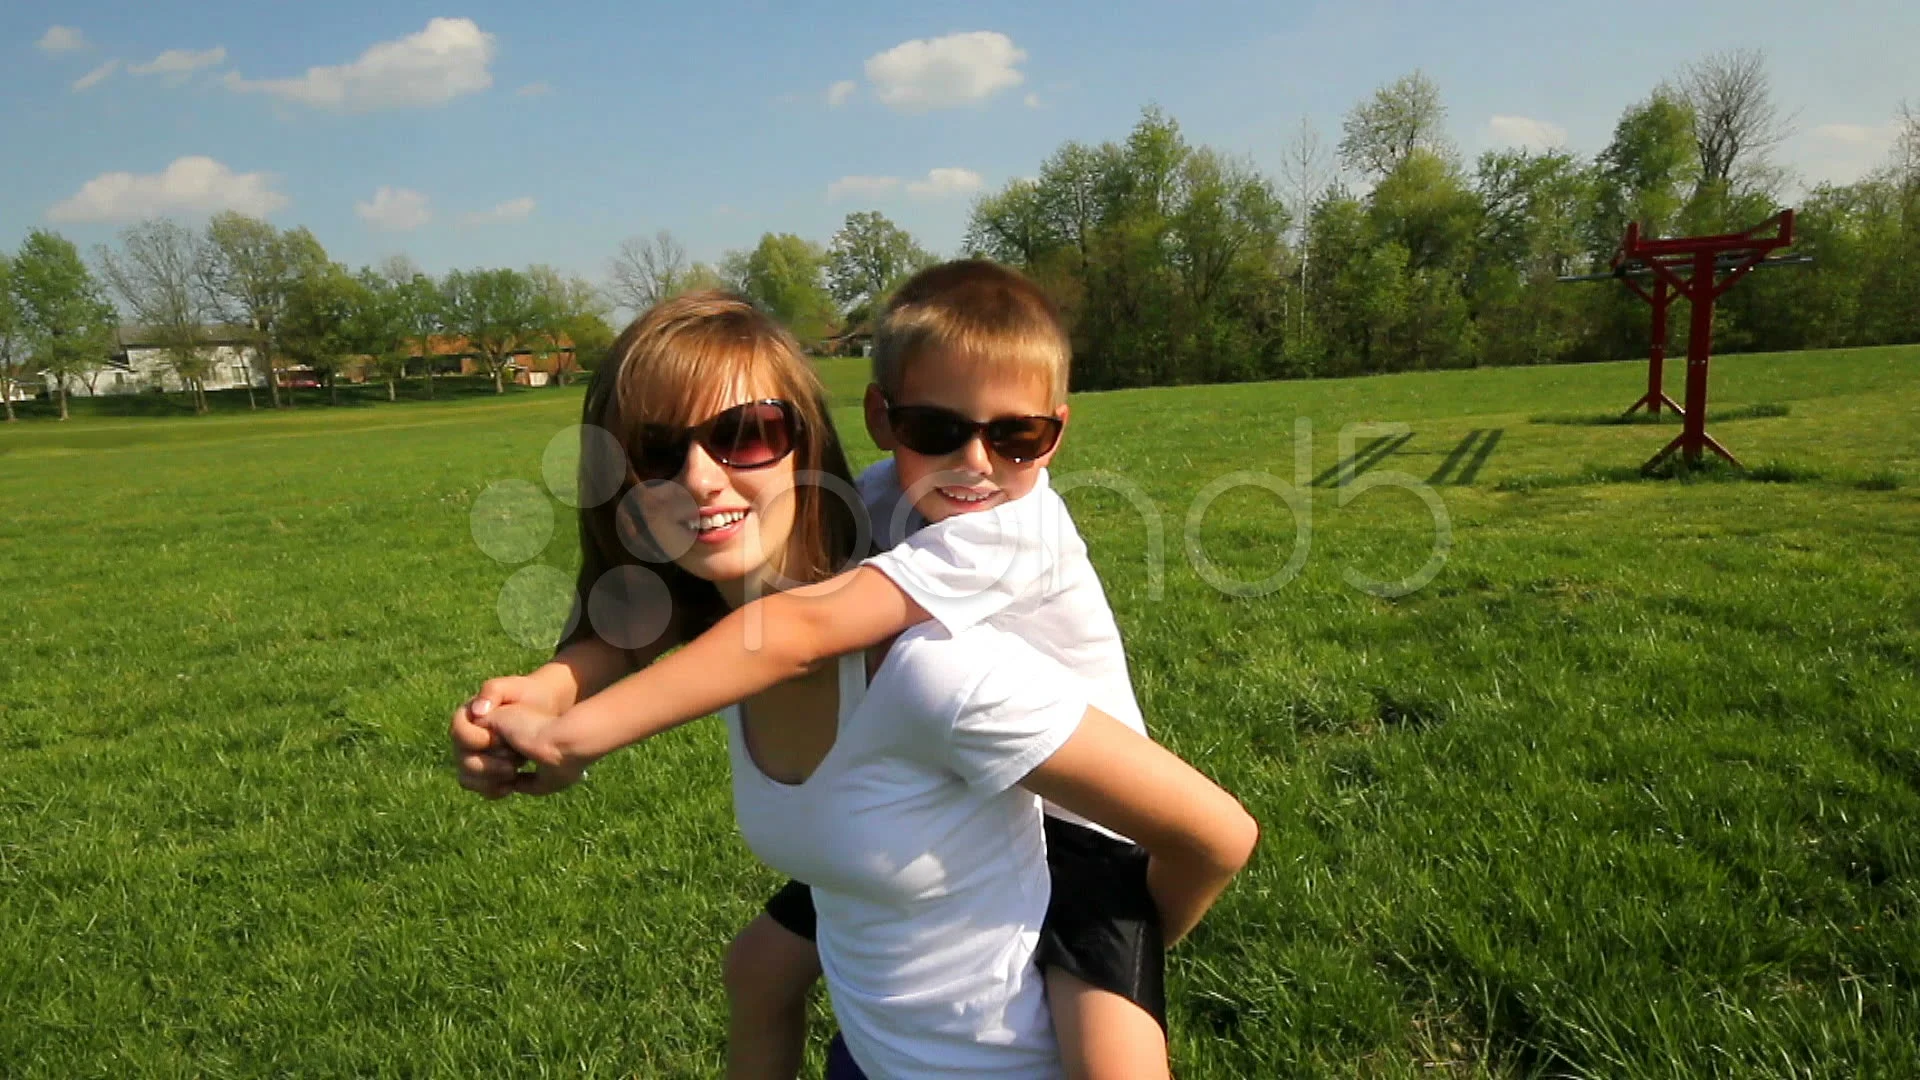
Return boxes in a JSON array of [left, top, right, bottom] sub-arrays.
[[3, 346, 1917, 1077]]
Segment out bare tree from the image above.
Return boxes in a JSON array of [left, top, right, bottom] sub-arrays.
[[1280, 117, 1333, 336], [1678, 49, 1791, 194], [1893, 100, 1920, 191], [607, 230, 688, 314], [1339, 71, 1450, 179], [98, 219, 216, 414], [201, 214, 327, 408]]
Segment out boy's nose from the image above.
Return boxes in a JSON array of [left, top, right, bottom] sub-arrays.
[[953, 432, 993, 475]]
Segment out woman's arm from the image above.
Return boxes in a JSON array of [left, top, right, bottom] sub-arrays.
[[485, 566, 929, 770], [1018, 711, 1259, 944]]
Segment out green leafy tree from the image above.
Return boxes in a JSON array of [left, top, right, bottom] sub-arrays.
[[280, 263, 361, 404], [98, 219, 217, 414], [201, 213, 327, 409], [1471, 149, 1595, 365], [342, 269, 416, 402], [679, 262, 731, 296], [378, 261, 445, 398], [826, 211, 936, 319], [964, 180, 1053, 266], [1589, 90, 1698, 249], [12, 230, 118, 421], [1339, 71, 1451, 179], [440, 267, 548, 394], [737, 234, 837, 344]]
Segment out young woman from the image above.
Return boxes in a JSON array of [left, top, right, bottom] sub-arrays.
[[450, 292, 1257, 1078]]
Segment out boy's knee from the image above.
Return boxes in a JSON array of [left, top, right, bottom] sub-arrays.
[[723, 919, 819, 1013]]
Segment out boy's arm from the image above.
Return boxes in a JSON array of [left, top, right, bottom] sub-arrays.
[[494, 566, 928, 768], [1019, 710, 1259, 945]]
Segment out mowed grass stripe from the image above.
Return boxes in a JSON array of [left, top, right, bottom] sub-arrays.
[[2, 345, 1916, 1077]]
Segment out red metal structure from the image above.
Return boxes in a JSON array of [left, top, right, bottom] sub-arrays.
[[1613, 210, 1796, 471], [1617, 276, 1681, 417]]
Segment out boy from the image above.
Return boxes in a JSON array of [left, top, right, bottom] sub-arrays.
[[483, 261, 1178, 1078]]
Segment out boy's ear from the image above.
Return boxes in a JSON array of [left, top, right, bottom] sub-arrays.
[[863, 383, 895, 450]]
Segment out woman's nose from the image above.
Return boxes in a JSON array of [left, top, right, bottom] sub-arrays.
[[679, 440, 728, 495]]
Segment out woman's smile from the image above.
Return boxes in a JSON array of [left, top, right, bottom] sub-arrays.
[[687, 506, 752, 544]]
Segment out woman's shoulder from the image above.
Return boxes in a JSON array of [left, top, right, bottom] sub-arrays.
[[873, 624, 1074, 726]]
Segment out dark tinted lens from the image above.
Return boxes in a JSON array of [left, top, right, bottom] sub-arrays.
[[707, 401, 794, 468], [632, 427, 689, 481], [889, 406, 975, 457], [984, 416, 1062, 462]]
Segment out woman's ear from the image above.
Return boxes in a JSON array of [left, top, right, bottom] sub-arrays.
[[864, 384, 895, 450]]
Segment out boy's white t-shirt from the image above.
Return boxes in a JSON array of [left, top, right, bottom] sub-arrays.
[[725, 625, 1084, 1079], [859, 459, 1148, 836]]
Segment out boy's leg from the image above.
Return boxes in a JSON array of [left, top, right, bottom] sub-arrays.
[[1046, 969, 1171, 1080], [1039, 816, 1171, 1080], [723, 911, 822, 1080]]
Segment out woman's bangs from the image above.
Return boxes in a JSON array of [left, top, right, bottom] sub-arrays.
[[614, 325, 773, 442]]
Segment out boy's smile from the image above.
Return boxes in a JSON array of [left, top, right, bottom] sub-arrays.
[[864, 347, 1069, 524]]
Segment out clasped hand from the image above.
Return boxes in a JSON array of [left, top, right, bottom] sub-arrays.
[[448, 678, 588, 798]]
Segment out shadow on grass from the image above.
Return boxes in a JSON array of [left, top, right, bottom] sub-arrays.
[[1314, 432, 1414, 488], [1530, 402, 1790, 427], [1428, 429, 1505, 486], [1497, 455, 1826, 493]]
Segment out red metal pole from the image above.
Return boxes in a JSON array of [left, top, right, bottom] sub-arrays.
[[1681, 250, 1715, 462], [1648, 278, 1670, 415]]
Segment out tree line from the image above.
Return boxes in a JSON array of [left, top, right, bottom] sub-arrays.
[[0, 216, 616, 420], [4, 49, 1915, 420], [965, 53, 1920, 389]]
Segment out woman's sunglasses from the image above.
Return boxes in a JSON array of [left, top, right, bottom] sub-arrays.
[[885, 400, 1063, 463], [631, 398, 801, 483]]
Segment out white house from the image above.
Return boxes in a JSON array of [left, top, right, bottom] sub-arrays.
[[52, 326, 265, 397]]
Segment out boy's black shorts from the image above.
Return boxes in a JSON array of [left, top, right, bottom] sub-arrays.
[[761, 816, 1167, 1032]]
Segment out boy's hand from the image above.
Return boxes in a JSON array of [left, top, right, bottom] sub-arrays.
[[479, 702, 590, 797]]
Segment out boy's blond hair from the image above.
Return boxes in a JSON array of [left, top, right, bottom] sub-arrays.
[[872, 260, 1071, 408]]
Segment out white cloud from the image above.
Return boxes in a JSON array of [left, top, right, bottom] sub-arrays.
[[37, 26, 87, 54], [129, 46, 227, 81], [826, 79, 857, 107], [224, 18, 494, 112], [1487, 115, 1567, 151], [827, 175, 901, 201], [1023, 92, 1041, 109], [356, 186, 432, 231], [907, 167, 984, 198], [516, 81, 552, 97], [72, 59, 119, 92], [49, 156, 288, 223], [461, 197, 536, 225], [1812, 122, 1894, 149], [864, 31, 1026, 112]]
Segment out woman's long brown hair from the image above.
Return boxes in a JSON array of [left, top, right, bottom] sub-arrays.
[[559, 291, 858, 654]]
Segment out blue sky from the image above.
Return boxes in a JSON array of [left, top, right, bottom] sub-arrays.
[[4, 1, 1914, 289]]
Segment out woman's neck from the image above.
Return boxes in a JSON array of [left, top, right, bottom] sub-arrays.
[[713, 565, 777, 609], [713, 550, 790, 610]]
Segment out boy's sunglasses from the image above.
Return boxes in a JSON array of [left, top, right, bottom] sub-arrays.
[[885, 400, 1063, 463], [631, 399, 800, 483]]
